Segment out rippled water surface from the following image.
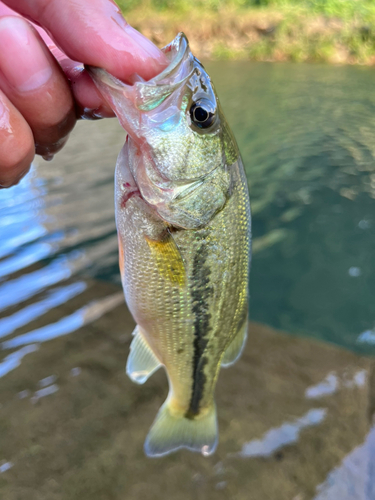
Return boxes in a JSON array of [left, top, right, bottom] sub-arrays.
[[1, 62, 375, 499]]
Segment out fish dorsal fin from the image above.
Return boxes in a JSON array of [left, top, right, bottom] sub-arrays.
[[221, 320, 248, 368], [126, 326, 162, 384]]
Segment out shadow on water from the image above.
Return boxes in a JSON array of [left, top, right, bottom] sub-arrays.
[[0, 61, 375, 499]]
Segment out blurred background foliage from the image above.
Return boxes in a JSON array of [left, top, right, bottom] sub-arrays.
[[117, 0, 375, 63]]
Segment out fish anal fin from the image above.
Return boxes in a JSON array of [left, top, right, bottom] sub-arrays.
[[221, 320, 248, 368], [144, 399, 218, 457], [126, 326, 162, 384], [145, 232, 186, 286]]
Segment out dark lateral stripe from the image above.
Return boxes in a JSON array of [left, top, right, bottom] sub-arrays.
[[186, 242, 213, 419]]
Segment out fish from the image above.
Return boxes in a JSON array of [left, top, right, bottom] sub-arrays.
[[87, 32, 251, 457]]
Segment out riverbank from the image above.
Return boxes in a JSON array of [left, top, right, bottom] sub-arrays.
[[119, 1, 375, 64]]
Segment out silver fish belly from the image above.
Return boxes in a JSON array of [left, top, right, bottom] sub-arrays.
[[87, 32, 251, 457]]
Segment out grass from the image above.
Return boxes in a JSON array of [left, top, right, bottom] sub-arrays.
[[117, 0, 375, 64]]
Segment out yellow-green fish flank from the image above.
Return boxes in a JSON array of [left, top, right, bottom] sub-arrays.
[[87, 33, 251, 457]]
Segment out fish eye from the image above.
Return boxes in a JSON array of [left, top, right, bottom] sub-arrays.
[[190, 101, 215, 129]]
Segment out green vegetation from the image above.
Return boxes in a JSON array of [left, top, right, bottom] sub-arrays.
[[118, 0, 375, 63]]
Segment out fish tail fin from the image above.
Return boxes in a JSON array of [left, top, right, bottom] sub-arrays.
[[144, 399, 218, 457]]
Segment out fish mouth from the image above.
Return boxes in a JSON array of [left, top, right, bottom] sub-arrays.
[[86, 31, 191, 81], [85, 32, 193, 113], [152, 33, 192, 84]]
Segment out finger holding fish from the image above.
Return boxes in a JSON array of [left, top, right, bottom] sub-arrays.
[[0, 89, 34, 188], [0, 15, 76, 160]]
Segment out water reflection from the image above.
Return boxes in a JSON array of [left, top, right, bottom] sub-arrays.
[[305, 372, 339, 398], [0, 252, 86, 312], [0, 225, 48, 260], [305, 370, 368, 400], [38, 375, 57, 387], [0, 463, 13, 474], [0, 344, 39, 378], [0, 282, 86, 339], [2, 291, 123, 349], [30, 384, 59, 404], [358, 329, 375, 345], [239, 408, 327, 458], [314, 426, 375, 500]]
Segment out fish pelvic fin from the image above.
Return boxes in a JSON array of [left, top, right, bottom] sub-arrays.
[[126, 326, 162, 384], [144, 399, 218, 457], [221, 320, 248, 368]]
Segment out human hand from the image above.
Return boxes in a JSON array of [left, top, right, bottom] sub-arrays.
[[0, 0, 167, 188]]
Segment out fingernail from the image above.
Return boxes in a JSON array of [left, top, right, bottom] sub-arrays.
[[109, 3, 163, 61], [109, 2, 129, 31], [105, 2, 164, 62], [79, 105, 114, 120], [0, 17, 53, 92], [124, 25, 166, 61]]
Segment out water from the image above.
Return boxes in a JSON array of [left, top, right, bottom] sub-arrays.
[[213, 62, 375, 354], [1, 62, 375, 499]]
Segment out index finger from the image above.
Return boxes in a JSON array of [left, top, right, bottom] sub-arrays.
[[2, 0, 168, 83]]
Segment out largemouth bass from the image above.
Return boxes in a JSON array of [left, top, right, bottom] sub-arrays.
[[87, 33, 251, 457]]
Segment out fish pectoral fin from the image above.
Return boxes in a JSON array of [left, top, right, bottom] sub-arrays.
[[221, 320, 248, 368], [144, 399, 218, 457], [126, 326, 162, 384], [145, 232, 186, 286]]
